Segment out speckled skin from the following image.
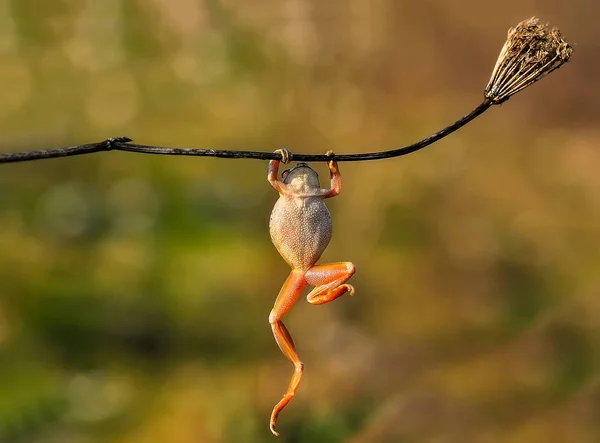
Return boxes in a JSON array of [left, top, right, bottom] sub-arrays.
[[269, 164, 332, 271]]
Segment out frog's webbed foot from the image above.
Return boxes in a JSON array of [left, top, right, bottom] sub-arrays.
[[305, 262, 355, 305]]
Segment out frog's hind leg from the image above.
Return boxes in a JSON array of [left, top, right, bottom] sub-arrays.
[[305, 262, 355, 305], [268, 270, 307, 436]]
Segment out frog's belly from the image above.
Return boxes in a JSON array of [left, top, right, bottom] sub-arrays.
[[269, 197, 332, 271]]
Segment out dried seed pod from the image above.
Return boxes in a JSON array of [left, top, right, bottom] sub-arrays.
[[485, 17, 573, 104]]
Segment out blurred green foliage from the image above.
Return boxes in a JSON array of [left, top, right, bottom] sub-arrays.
[[0, 1, 599, 442]]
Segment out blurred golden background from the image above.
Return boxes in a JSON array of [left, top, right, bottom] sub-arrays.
[[0, 1, 598, 442]]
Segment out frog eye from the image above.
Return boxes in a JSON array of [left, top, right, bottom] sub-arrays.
[[282, 169, 290, 180]]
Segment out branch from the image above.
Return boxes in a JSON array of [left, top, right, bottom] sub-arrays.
[[0, 138, 127, 164], [0, 99, 489, 164], [0, 17, 572, 166], [125, 99, 491, 162]]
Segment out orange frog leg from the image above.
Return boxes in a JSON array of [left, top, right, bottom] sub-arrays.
[[269, 270, 306, 436], [269, 262, 355, 436], [305, 262, 356, 305]]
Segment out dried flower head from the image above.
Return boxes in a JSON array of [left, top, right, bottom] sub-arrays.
[[485, 17, 573, 104]]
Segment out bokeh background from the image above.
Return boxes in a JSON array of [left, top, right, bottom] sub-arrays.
[[0, 1, 598, 442]]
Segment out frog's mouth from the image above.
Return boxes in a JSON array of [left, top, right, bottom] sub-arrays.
[[282, 162, 318, 181]]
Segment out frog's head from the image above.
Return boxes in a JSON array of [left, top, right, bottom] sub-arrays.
[[281, 162, 320, 189]]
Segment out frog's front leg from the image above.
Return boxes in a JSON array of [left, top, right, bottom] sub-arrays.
[[269, 270, 307, 436], [305, 262, 356, 305]]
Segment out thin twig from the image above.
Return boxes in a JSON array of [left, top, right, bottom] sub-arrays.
[[0, 17, 571, 166], [0, 138, 127, 164], [0, 101, 491, 164]]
